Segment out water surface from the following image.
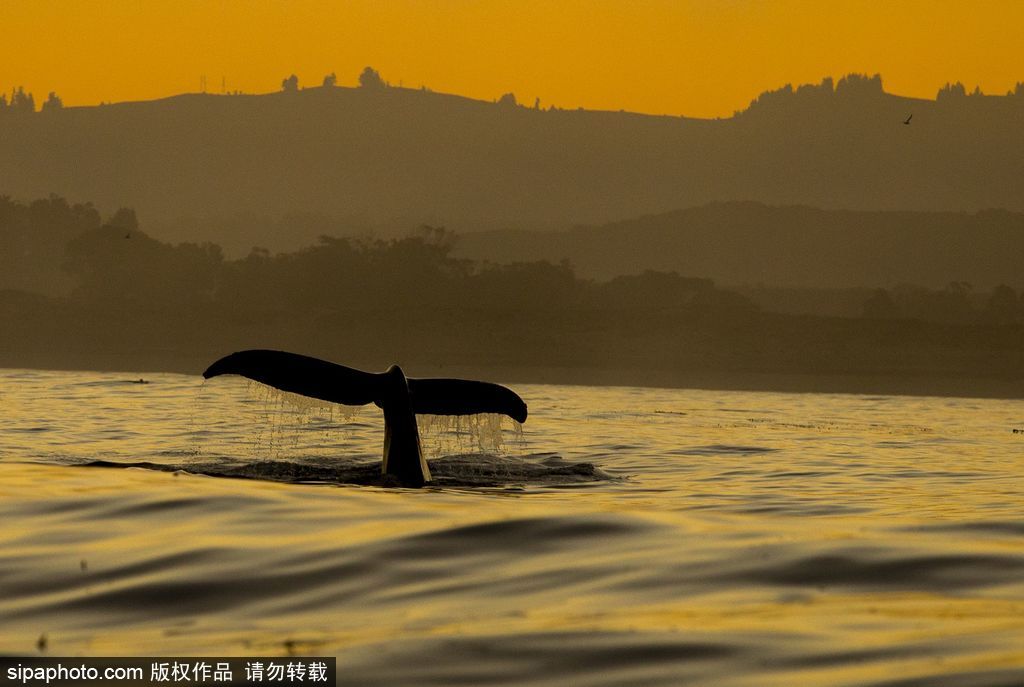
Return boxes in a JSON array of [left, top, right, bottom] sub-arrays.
[[1, 368, 1023, 686]]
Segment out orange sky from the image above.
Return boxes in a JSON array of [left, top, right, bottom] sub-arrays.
[[3, 0, 1023, 118]]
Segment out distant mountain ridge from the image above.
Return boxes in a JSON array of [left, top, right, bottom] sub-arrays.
[[455, 202, 1024, 290], [1, 74, 1023, 246]]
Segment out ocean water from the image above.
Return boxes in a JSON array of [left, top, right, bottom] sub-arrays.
[[1, 367, 1023, 686]]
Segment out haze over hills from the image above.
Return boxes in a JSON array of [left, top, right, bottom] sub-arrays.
[[1, 193, 1021, 398], [2, 73, 1024, 253], [455, 201, 1024, 290]]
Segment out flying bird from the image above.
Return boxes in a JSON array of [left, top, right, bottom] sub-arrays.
[[903, 114, 913, 125]]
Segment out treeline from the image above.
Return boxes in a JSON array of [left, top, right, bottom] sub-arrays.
[[0, 195, 100, 294], [740, 73, 1024, 116], [5, 195, 1023, 326], [0, 87, 62, 114], [861, 283, 1022, 325], [0, 195, 750, 314], [2, 195, 1022, 398], [737, 284, 1024, 325], [457, 202, 1024, 299]]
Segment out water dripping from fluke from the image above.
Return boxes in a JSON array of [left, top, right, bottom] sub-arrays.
[[172, 349, 611, 488]]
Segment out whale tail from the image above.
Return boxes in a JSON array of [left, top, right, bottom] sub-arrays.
[[202, 349, 528, 486]]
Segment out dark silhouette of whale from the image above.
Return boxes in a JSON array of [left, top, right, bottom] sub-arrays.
[[203, 349, 528, 487]]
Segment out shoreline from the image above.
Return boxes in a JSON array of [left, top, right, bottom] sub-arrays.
[[3, 354, 1021, 402]]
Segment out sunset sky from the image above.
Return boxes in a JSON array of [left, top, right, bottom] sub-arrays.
[[4, 0, 1023, 118]]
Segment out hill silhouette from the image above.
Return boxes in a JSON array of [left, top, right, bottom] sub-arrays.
[[0, 194, 1021, 399], [2, 73, 1024, 250], [456, 201, 1024, 290]]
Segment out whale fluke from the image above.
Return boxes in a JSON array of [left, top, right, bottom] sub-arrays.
[[409, 378, 527, 423], [202, 349, 528, 487], [203, 349, 381, 406]]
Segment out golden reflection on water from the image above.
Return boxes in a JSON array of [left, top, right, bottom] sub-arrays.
[[1, 368, 1023, 685]]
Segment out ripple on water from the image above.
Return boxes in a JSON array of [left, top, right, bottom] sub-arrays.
[[3, 370, 1024, 685], [671, 444, 779, 456], [335, 631, 745, 687], [721, 549, 1024, 591], [80, 453, 616, 489]]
